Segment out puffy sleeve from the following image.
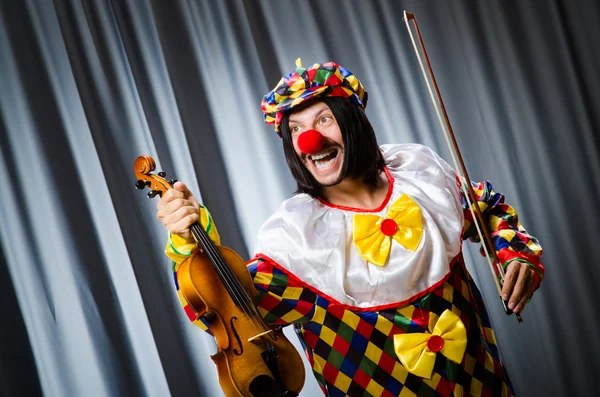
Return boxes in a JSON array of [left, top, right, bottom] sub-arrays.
[[460, 179, 544, 291]]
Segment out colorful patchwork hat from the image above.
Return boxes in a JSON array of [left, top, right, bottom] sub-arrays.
[[261, 58, 368, 135]]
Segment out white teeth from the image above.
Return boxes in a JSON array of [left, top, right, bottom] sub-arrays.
[[310, 149, 335, 161], [315, 156, 336, 169]]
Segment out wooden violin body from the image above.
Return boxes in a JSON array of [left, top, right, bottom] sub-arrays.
[[134, 155, 305, 396], [178, 246, 305, 397]]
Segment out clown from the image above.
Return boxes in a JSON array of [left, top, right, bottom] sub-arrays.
[[157, 59, 544, 397]]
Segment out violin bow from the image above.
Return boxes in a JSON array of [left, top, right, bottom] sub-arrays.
[[403, 11, 522, 323]]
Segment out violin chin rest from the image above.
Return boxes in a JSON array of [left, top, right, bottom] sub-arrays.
[[248, 374, 298, 397]]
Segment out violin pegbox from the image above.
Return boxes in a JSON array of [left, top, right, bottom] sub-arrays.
[[134, 155, 176, 199]]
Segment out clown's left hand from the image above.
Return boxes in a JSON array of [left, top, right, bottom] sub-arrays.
[[501, 260, 537, 313]]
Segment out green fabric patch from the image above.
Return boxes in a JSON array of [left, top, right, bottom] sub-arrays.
[[381, 337, 397, 358], [417, 382, 437, 397], [327, 349, 345, 369], [444, 359, 461, 382], [337, 321, 355, 343], [314, 69, 332, 84], [393, 312, 414, 332], [271, 273, 289, 288], [358, 356, 377, 377]]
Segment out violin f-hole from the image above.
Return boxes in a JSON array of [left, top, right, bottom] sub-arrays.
[[230, 317, 244, 356]]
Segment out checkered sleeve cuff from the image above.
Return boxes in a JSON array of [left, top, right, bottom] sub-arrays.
[[460, 179, 544, 288]]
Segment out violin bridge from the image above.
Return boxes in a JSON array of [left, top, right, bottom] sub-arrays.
[[247, 329, 273, 342]]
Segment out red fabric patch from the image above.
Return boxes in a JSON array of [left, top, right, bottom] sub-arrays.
[[287, 72, 300, 85], [295, 300, 314, 316], [497, 218, 509, 229], [328, 86, 349, 98], [325, 74, 342, 86], [322, 362, 339, 382], [258, 294, 282, 311], [411, 309, 429, 330], [377, 352, 397, 373], [352, 368, 371, 388], [303, 330, 318, 347], [332, 336, 351, 356], [183, 305, 197, 322], [355, 320, 374, 339], [328, 304, 346, 319]]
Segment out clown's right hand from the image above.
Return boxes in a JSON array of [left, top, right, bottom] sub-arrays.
[[156, 181, 199, 243]]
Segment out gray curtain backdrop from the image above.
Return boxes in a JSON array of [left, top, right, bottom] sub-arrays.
[[0, 0, 598, 396]]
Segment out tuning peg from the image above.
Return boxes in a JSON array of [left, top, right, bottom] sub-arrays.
[[169, 179, 178, 186], [158, 171, 166, 177], [147, 190, 161, 198], [135, 180, 146, 190]]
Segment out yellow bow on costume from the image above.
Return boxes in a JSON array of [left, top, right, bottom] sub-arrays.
[[353, 193, 423, 267], [393, 310, 467, 379]]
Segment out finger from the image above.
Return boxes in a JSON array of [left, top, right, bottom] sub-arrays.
[[157, 194, 199, 220], [501, 262, 518, 301], [514, 272, 537, 313], [527, 272, 536, 299], [513, 277, 534, 313], [161, 204, 198, 227], [513, 293, 529, 314], [173, 181, 199, 207], [157, 187, 186, 210], [173, 181, 192, 197], [508, 266, 531, 311], [157, 197, 184, 220], [158, 198, 195, 218], [169, 212, 199, 237]]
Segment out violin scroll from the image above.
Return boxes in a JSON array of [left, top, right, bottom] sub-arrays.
[[134, 155, 174, 199]]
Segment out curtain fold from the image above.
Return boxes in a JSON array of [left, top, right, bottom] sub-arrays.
[[1, 1, 598, 396]]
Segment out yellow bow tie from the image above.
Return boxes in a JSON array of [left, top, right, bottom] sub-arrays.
[[353, 194, 423, 267], [393, 310, 467, 379]]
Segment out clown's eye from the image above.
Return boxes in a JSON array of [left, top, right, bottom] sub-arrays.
[[319, 116, 332, 124], [291, 125, 300, 133]]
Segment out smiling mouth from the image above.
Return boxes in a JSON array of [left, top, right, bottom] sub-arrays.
[[309, 148, 339, 169]]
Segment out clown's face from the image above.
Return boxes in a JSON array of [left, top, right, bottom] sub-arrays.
[[289, 101, 344, 187]]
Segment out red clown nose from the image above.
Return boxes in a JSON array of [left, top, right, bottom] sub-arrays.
[[297, 129, 324, 154]]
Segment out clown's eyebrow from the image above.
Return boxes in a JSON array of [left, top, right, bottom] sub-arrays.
[[289, 107, 331, 125]]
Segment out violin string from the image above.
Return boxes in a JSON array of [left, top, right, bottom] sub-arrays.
[[191, 224, 261, 313], [190, 224, 268, 340], [191, 224, 254, 308], [192, 224, 250, 303], [191, 224, 274, 350], [190, 223, 273, 346]]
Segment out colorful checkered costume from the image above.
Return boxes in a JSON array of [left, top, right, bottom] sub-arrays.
[[166, 144, 543, 397]]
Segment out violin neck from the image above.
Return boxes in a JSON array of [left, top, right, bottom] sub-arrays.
[[189, 222, 252, 307]]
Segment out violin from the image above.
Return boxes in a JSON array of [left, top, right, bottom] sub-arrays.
[[134, 155, 305, 397]]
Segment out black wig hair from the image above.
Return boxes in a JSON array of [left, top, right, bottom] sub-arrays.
[[280, 96, 386, 198]]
